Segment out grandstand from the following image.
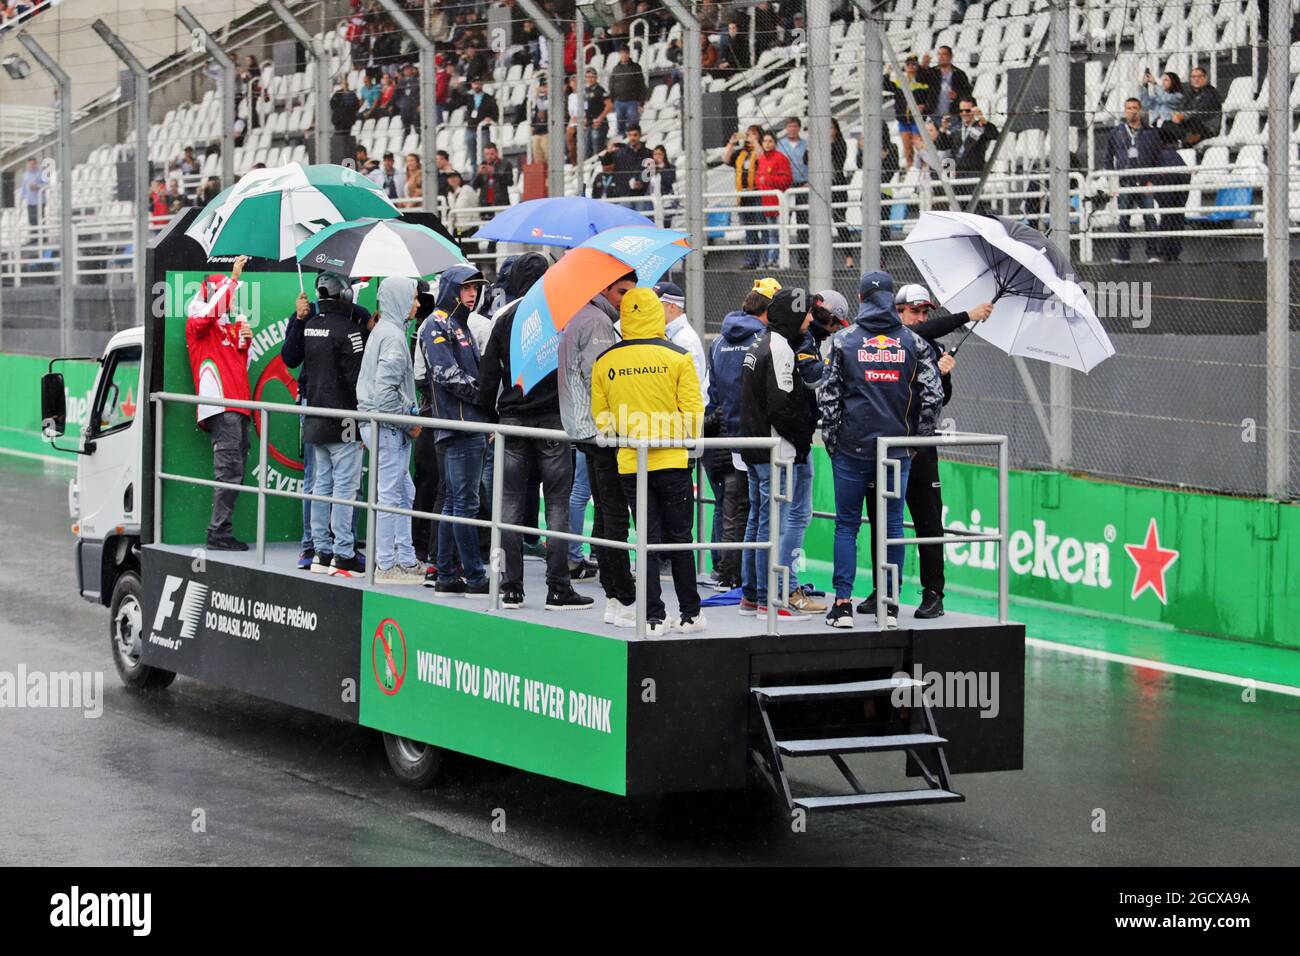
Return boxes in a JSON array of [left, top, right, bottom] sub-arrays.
[[0, 0, 1296, 495]]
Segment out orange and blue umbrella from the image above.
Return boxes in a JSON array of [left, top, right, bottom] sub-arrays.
[[510, 226, 692, 393]]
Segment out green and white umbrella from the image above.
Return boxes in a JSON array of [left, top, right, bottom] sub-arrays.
[[295, 219, 466, 278], [186, 162, 399, 262]]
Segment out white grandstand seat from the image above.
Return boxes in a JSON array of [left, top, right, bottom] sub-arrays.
[[1224, 110, 1264, 146], [1221, 76, 1256, 112]]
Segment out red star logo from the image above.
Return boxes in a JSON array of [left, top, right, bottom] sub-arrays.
[[120, 387, 136, 419], [1124, 518, 1179, 604]]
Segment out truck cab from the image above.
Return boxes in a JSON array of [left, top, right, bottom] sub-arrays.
[[42, 326, 171, 688]]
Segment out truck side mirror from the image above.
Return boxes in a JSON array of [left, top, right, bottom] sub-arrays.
[[41, 372, 66, 438]]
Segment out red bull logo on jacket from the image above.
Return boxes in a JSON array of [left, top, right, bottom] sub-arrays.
[[858, 334, 906, 365]]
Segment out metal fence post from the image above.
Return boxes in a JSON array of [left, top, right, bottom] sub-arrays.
[[998, 437, 1010, 624], [575, 14, 586, 191], [256, 408, 268, 565], [268, 0, 330, 167], [153, 399, 164, 543], [91, 20, 150, 329], [488, 433, 505, 610], [874, 445, 887, 631], [1265, 0, 1291, 498], [176, 7, 235, 191], [1048, 0, 1072, 471], [660, 0, 704, 338], [365, 422, 379, 587], [806, 0, 833, 293], [634, 443, 648, 639], [515, 0, 566, 199], [376, 0, 438, 208], [861, 6, 883, 272], [16, 31, 72, 355]]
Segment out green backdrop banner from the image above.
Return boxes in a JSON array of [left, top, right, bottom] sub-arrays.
[[0, 353, 98, 461], [359, 590, 629, 794]]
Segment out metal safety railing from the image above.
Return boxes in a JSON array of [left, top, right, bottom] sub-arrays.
[[150, 390, 792, 640]]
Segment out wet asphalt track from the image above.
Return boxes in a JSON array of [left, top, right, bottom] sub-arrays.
[[2, 455, 1297, 866]]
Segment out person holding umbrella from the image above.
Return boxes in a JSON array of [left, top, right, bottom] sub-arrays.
[[819, 272, 944, 629], [477, 252, 593, 613], [873, 283, 991, 619]]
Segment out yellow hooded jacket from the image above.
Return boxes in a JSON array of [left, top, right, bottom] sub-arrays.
[[591, 287, 704, 474]]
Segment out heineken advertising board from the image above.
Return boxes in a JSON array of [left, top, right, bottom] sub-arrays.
[[358, 591, 629, 794]]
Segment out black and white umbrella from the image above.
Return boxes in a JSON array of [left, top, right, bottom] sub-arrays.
[[294, 218, 466, 278], [903, 211, 1115, 372]]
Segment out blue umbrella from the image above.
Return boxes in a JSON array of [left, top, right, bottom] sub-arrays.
[[472, 196, 655, 248], [509, 226, 692, 394]]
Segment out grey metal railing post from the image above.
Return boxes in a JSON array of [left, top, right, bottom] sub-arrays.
[[365, 423, 378, 586], [153, 399, 164, 543], [575, 15, 586, 190], [998, 437, 1010, 624], [874, 447, 887, 630], [765, 443, 778, 634], [176, 7, 235, 190], [861, 6, 883, 271], [634, 443, 649, 639], [806, 0, 833, 293], [256, 408, 268, 565], [269, 0, 330, 166], [376, 0, 438, 207], [1265, 0, 1291, 499], [16, 32, 72, 355], [488, 433, 505, 610], [515, 0, 566, 198], [694, 455, 706, 576], [660, 0, 704, 337]]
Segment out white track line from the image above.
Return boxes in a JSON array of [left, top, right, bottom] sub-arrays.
[[0, 445, 74, 468], [1026, 637, 1300, 698]]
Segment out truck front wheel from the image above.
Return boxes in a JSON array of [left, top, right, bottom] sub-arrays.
[[382, 733, 443, 789], [110, 570, 176, 691]]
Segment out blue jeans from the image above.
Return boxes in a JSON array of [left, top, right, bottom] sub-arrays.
[[568, 449, 591, 563], [780, 461, 813, 592], [741, 462, 791, 605], [300, 437, 316, 548], [366, 424, 417, 570], [831, 452, 911, 601], [585, 124, 607, 156], [311, 441, 363, 559], [437, 434, 487, 585], [613, 100, 641, 136]]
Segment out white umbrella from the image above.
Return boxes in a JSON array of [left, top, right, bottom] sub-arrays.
[[903, 211, 1115, 373]]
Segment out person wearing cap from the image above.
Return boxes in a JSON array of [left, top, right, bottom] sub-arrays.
[[880, 283, 991, 618], [654, 281, 709, 407], [356, 276, 426, 584], [558, 271, 639, 623], [478, 253, 594, 612], [819, 271, 944, 629], [738, 289, 818, 620], [290, 271, 372, 577], [591, 288, 706, 635], [705, 277, 778, 591], [417, 265, 492, 596], [368, 151, 405, 200], [185, 255, 252, 551]]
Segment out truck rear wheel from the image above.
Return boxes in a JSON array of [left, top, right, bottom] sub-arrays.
[[110, 570, 176, 691], [382, 733, 443, 789]]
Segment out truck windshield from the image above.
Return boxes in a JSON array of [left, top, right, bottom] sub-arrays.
[[94, 345, 142, 435]]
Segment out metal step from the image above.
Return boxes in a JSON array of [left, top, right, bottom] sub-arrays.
[[777, 732, 947, 757], [752, 677, 922, 703], [795, 789, 965, 811]]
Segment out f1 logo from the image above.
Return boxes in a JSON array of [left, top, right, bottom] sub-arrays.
[[152, 574, 208, 640]]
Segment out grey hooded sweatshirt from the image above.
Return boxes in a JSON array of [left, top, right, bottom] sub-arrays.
[[357, 276, 418, 419], [557, 292, 621, 440]]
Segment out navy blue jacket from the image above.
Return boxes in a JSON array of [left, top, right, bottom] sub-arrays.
[[819, 274, 944, 461], [706, 309, 767, 437], [1103, 123, 1164, 186], [419, 264, 489, 442], [281, 298, 371, 399]]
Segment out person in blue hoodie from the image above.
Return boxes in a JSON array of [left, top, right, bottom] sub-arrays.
[[819, 271, 944, 630], [704, 277, 778, 589], [419, 264, 491, 597]]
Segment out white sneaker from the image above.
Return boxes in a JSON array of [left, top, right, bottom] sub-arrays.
[[398, 563, 426, 583], [676, 613, 707, 633], [374, 565, 408, 585], [646, 618, 673, 636], [613, 602, 638, 628], [604, 597, 621, 624]]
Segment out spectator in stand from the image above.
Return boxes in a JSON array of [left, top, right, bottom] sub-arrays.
[[699, 34, 720, 75], [184, 256, 253, 551], [331, 76, 361, 137], [1104, 98, 1164, 263], [434, 55, 453, 124], [397, 62, 421, 136], [445, 170, 480, 237], [608, 45, 648, 136], [889, 55, 936, 171], [371, 15, 402, 66], [610, 125, 654, 209], [725, 125, 765, 269], [365, 73, 399, 121], [354, 144, 369, 170], [477, 252, 593, 612], [369, 151, 406, 200], [755, 131, 793, 268], [471, 143, 513, 207], [919, 46, 972, 120], [565, 73, 581, 164], [933, 98, 997, 174], [1169, 65, 1222, 147], [1154, 135, 1190, 263], [591, 288, 706, 635], [435, 149, 454, 194], [404, 153, 423, 202], [752, 1, 781, 57], [356, 276, 426, 584], [718, 20, 750, 72], [591, 152, 621, 199], [19, 157, 47, 232], [358, 71, 381, 115], [166, 179, 187, 214], [830, 118, 854, 267], [777, 118, 809, 265], [583, 67, 614, 157], [648, 145, 676, 201], [459, 76, 499, 164], [149, 179, 170, 228], [198, 176, 222, 205], [531, 79, 550, 164], [1140, 69, 1183, 126], [178, 146, 200, 177]]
